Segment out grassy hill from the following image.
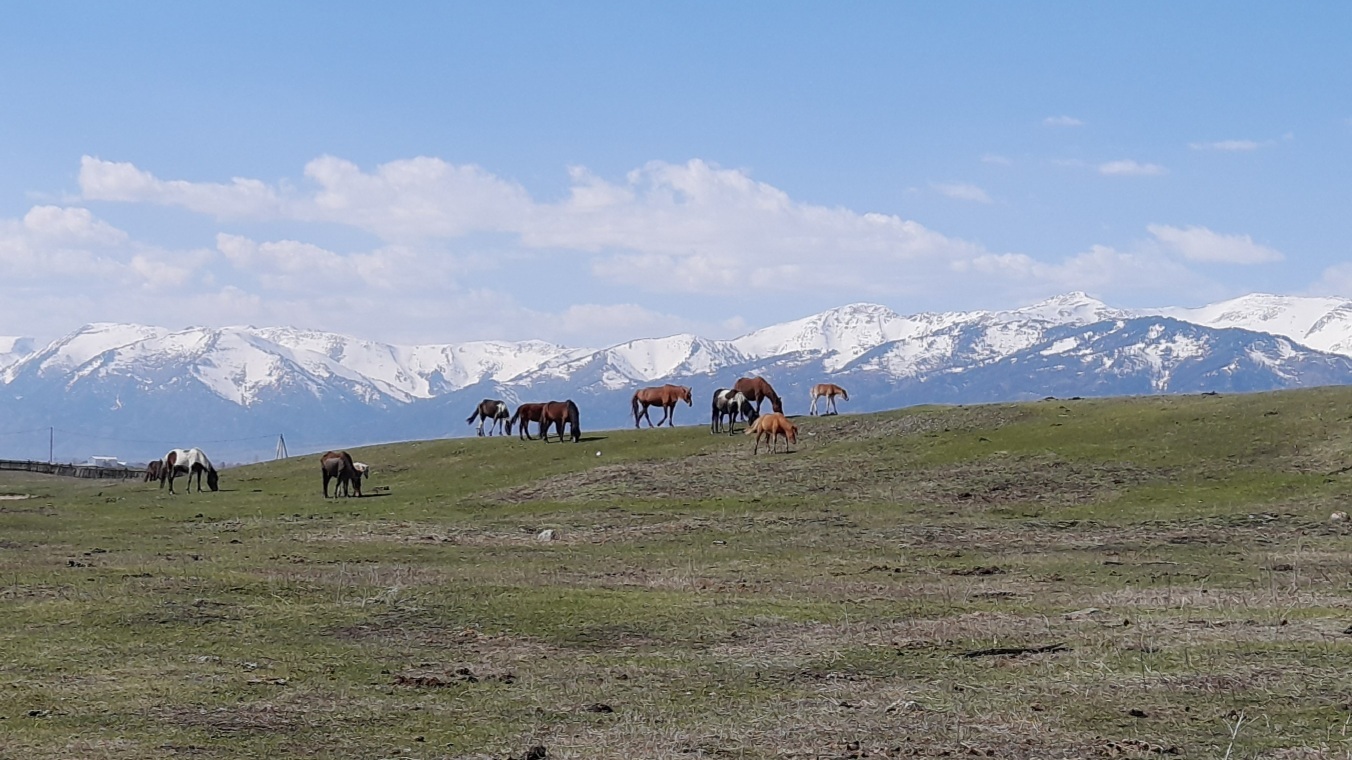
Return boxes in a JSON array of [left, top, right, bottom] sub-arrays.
[[4, 388, 1352, 758]]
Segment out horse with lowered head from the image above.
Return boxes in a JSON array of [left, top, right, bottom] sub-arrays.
[[632, 384, 692, 428], [809, 383, 849, 416], [321, 450, 362, 498], [160, 447, 219, 494], [745, 412, 798, 454], [710, 388, 758, 434], [467, 399, 513, 437], [539, 400, 581, 443], [510, 402, 547, 440], [733, 375, 784, 415], [143, 459, 162, 483]]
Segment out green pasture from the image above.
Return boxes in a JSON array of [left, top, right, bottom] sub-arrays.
[[4, 388, 1352, 758]]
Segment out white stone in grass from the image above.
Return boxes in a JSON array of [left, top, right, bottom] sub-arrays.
[[537, 529, 558, 541], [1331, 511, 1348, 522]]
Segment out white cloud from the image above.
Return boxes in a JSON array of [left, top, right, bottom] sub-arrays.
[[1043, 115, 1084, 127], [1147, 224, 1284, 264], [981, 154, 1013, 166], [1098, 160, 1166, 176], [49, 154, 1256, 344], [80, 156, 283, 217], [933, 182, 992, 204], [1310, 263, 1352, 298], [0, 205, 193, 288], [1188, 139, 1262, 152]]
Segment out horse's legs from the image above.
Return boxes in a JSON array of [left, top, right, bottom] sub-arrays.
[[810, 393, 818, 416]]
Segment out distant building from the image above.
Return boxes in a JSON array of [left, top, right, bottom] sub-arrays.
[[86, 456, 128, 469]]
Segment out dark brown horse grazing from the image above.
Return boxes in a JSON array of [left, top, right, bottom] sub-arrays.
[[143, 459, 162, 483], [539, 400, 581, 443], [510, 403, 547, 440], [745, 412, 798, 454], [320, 450, 360, 498], [466, 398, 512, 436], [632, 384, 693, 428], [809, 383, 849, 415], [733, 376, 784, 415]]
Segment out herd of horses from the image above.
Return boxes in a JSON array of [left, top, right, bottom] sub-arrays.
[[468, 375, 845, 449], [144, 375, 846, 499]]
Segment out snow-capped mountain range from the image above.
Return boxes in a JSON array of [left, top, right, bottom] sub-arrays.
[[4, 292, 1352, 463]]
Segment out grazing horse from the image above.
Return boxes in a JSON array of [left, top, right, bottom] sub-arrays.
[[632, 384, 693, 428], [143, 459, 162, 483], [745, 413, 798, 454], [733, 376, 784, 415], [467, 399, 513, 437], [160, 447, 219, 494], [710, 388, 758, 434], [539, 400, 581, 443], [321, 450, 360, 498], [809, 383, 849, 416], [510, 403, 547, 440]]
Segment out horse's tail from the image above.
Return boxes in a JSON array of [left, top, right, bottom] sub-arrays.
[[568, 400, 581, 442], [745, 416, 763, 436], [631, 392, 640, 424], [466, 410, 479, 425]]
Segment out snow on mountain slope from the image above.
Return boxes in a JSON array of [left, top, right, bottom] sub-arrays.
[[3, 323, 169, 382], [846, 292, 1130, 378], [255, 326, 583, 397], [1152, 293, 1352, 357], [732, 303, 959, 371], [515, 334, 746, 390], [0, 336, 34, 372]]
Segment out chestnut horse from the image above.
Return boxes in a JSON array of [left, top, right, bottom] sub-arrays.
[[733, 376, 783, 415], [160, 447, 219, 494], [539, 400, 581, 443], [745, 412, 798, 454], [632, 384, 692, 428], [510, 403, 547, 440], [320, 450, 360, 498], [467, 398, 512, 436], [710, 388, 758, 434], [809, 383, 848, 416]]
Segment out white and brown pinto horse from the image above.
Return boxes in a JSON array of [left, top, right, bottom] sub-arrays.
[[632, 384, 692, 428], [710, 388, 758, 434], [809, 383, 849, 416], [466, 399, 512, 437], [160, 447, 219, 494]]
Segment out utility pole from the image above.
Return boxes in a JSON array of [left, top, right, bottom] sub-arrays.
[[276, 434, 288, 460], [48, 427, 53, 464]]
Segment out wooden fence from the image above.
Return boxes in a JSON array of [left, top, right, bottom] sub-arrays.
[[0, 459, 146, 480]]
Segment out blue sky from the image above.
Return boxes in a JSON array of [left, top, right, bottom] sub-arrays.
[[2, 2, 1349, 346]]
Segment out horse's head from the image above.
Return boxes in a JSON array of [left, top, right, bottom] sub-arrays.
[[681, 386, 693, 405], [206, 468, 220, 492]]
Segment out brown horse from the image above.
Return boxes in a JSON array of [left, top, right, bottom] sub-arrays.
[[143, 459, 162, 483], [745, 412, 798, 454], [539, 400, 581, 443], [733, 376, 784, 415], [632, 384, 692, 428], [510, 403, 547, 440], [467, 398, 512, 436], [320, 450, 360, 498], [809, 383, 848, 415]]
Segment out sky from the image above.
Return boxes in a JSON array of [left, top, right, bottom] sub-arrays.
[[1, 2, 1349, 348]]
